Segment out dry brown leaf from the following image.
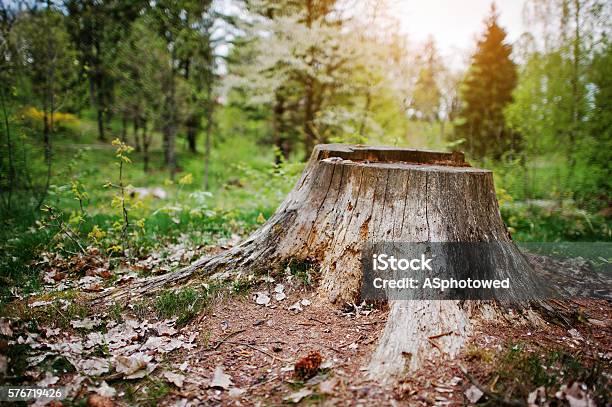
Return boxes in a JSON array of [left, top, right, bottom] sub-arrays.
[[89, 381, 116, 398], [163, 371, 186, 388], [78, 357, 110, 376], [114, 353, 156, 379], [464, 385, 483, 404], [284, 388, 313, 403], [210, 365, 233, 390]]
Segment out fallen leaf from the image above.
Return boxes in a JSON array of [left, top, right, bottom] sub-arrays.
[[27, 352, 53, 366], [0, 318, 12, 336], [37, 372, 59, 387], [79, 357, 110, 376], [464, 385, 483, 404], [71, 317, 103, 330], [44, 327, 61, 337], [29, 300, 53, 308], [528, 386, 546, 406], [255, 292, 271, 306], [319, 377, 338, 394], [163, 371, 186, 388], [288, 301, 303, 313], [210, 365, 233, 390], [87, 394, 114, 407], [229, 387, 247, 399], [284, 388, 313, 403], [156, 321, 178, 336], [90, 381, 116, 398], [114, 353, 156, 379], [568, 329, 583, 340], [320, 360, 334, 369], [556, 382, 595, 407]]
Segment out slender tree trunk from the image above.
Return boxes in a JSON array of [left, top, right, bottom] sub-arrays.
[[38, 109, 52, 209], [0, 86, 15, 208], [163, 120, 177, 179], [96, 103, 105, 142], [89, 74, 105, 142], [163, 61, 177, 179], [273, 93, 285, 165], [186, 116, 198, 154], [358, 90, 372, 138], [121, 111, 127, 142], [568, 0, 581, 171], [133, 116, 141, 152], [203, 86, 213, 190], [303, 78, 316, 159], [142, 120, 150, 174]]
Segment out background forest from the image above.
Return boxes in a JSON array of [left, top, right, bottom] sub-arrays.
[[0, 0, 610, 302]]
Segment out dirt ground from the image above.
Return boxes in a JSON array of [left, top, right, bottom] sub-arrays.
[[155, 293, 611, 406], [2, 279, 610, 406]]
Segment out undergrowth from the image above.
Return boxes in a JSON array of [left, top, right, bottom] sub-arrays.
[[469, 341, 610, 405]]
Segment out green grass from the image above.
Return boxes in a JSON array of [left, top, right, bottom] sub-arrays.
[[485, 343, 610, 405], [153, 287, 217, 325]]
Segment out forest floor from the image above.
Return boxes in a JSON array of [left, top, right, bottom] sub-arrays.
[[2, 114, 611, 405], [2, 247, 611, 406]]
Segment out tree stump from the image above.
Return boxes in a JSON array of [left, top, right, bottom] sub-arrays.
[[100, 144, 554, 381]]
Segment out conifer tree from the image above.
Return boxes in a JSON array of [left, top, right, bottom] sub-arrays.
[[456, 3, 518, 159]]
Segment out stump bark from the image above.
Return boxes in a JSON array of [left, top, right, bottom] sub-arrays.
[[100, 144, 553, 381]]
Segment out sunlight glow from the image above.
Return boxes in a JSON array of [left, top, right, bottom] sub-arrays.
[[392, 0, 525, 62]]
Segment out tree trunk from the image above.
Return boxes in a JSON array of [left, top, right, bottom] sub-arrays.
[[203, 84, 213, 190], [187, 124, 197, 154], [142, 120, 150, 174], [96, 107, 105, 142], [121, 112, 127, 142], [133, 116, 141, 153], [96, 144, 561, 381]]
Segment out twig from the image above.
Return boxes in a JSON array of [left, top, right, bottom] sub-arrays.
[[249, 374, 279, 389], [224, 341, 291, 362], [308, 317, 326, 324], [428, 330, 454, 340], [338, 334, 365, 348], [459, 365, 524, 407], [427, 338, 443, 352], [211, 329, 246, 350]]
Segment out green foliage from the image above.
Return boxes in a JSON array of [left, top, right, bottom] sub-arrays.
[[501, 203, 611, 242], [504, 0, 611, 208]]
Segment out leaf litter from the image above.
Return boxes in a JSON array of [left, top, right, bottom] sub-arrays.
[[5, 238, 611, 406]]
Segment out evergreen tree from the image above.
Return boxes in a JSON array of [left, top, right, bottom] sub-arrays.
[[411, 37, 442, 123], [456, 3, 518, 159]]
